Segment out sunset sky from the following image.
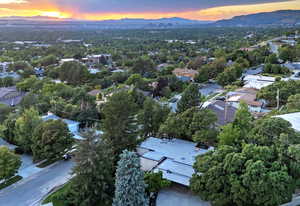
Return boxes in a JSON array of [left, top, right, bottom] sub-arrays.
[[0, 0, 299, 20]]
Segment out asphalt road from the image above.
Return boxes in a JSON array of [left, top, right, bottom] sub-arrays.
[[0, 160, 74, 206]]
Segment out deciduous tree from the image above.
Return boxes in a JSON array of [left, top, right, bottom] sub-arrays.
[[15, 108, 42, 153], [32, 119, 73, 161], [0, 146, 21, 181]]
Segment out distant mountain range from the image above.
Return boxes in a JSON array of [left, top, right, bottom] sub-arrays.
[[214, 10, 300, 27], [0, 16, 211, 29], [0, 10, 300, 29], [0, 16, 210, 24]]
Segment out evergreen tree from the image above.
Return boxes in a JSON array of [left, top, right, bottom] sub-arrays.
[[177, 84, 201, 113], [138, 98, 170, 137], [70, 131, 115, 206], [113, 150, 149, 206], [102, 91, 138, 156]]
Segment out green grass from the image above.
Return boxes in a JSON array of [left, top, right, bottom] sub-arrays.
[[37, 158, 60, 168], [0, 175, 22, 190], [261, 73, 290, 78], [42, 182, 71, 206]]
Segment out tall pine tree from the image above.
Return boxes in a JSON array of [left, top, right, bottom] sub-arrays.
[[102, 90, 138, 156], [138, 97, 170, 137], [113, 150, 149, 206], [70, 131, 115, 206]]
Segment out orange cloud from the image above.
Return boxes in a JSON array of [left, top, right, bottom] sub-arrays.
[[0, 0, 299, 20], [62, 0, 300, 20]]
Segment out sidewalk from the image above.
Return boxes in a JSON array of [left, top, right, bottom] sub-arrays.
[[0, 138, 44, 179]]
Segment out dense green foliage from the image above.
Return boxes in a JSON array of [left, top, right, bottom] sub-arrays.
[[48, 132, 115, 206], [144, 171, 171, 193], [15, 108, 42, 153], [177, 84, 201, 113], [32, 120, 73, 161], [258, 80, 300, 106], [0, 146, 21, 181], [191, 116, 300, 206], [159, 107, 218, 144], [263, 63, 290, 75], [102, 90, 138, 156], [138, 98, 170, 137]]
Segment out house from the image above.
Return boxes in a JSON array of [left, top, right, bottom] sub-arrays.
[[240, 47, 256, 52], [199, 83, 223, 97], [87, 89, 101, 97], [42, 112, 84, 140], [60, 39, 82, 43], [59, 58, 77, 65], [275, 112, 300, 132], [0, 86, 26, 106], [83, 54, 112, 66], [207, 100, 237, 126], [156, 63, 170, 71], [34, 67, 44, 77], [281, 39, 297, 46], [282, 62, 300, 80], [226, 88, 264, 113], [242, 65, 263, 77], [0, 62, 11, 73], [172, 68, 199, 82], [243, 75, 275, 90], [137, 137, 213, 186], [0, 72, 20, 80], [88, 68, 101, 74], [283, 62, 300, 71]]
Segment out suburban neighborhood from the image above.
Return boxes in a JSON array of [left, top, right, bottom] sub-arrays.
[[0, 5, 300, 206]]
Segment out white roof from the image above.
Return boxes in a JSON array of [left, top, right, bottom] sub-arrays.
[[243, 74, 275, 90], [140, 137, 212, 166], [154, 168, 190, 186], [243, 81, 274, 90], [275, 112, 300, 132], [244, 75, 275, 82], [158, 159, 195, 178], [60, 58, 75, 62], [139, 137, 213, 186]]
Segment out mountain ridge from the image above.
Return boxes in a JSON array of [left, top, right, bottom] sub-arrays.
[[0, 16, 211, 24], [214, 10, 300, 26]]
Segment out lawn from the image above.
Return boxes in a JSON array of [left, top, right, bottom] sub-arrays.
[[0, 176, 22, 190], [42, 182, 71, 206], [37, 158, 61, 168]]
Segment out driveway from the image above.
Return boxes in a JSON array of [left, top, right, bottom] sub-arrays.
[[156, 186, 211, 206]]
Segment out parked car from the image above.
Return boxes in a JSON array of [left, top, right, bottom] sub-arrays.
[[216, 96, 226, 101], [196, 142, 209, 149], [169, 97, 178, 103]]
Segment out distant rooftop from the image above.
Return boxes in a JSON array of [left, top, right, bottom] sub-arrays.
[[207, 100, 237, 126], [243, 74, 275, 90], [0, 86, 26, 106]]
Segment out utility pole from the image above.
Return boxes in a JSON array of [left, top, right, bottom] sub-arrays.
[[276, 89, 280, 110], [224, 95, 228, 124]]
